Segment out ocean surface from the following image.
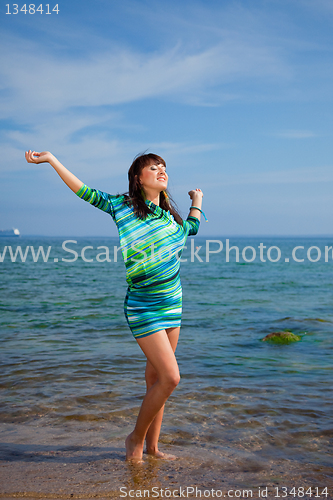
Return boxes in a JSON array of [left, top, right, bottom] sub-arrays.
[[0, 236, 332, 498]]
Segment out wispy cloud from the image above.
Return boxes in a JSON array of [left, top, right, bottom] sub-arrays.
[[0, 107, 226, 178], [0, 26, 288, 121], [0, 13, 289, 177]]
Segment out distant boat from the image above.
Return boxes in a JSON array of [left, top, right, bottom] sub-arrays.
[[0, 228, 20, 237]]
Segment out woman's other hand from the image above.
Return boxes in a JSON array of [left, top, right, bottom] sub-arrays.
[[188, 188, 203, 200], [25, 150, 54, 164]]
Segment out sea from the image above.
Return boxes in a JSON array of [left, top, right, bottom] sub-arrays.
[[0, 236, 332, 499]]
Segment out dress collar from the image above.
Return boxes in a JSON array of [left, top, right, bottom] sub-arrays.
[[145, 199, 156, 208], [145, 199, 170, 218]]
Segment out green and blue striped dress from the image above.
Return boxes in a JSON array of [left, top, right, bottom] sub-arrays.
[[76, 184, 200, 338]]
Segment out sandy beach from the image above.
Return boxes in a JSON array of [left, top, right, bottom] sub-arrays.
[[1, 419, 332, 500]]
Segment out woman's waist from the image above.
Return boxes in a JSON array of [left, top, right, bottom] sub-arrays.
[[127, 269, 181, 290]]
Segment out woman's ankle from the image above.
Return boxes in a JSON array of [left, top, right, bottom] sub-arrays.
[[125, 432, 145, 461], [146, 444, 158, 454], [129, 429, 144, 447]]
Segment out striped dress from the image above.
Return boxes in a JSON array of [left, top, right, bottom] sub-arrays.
[[76, 184, 200, 338]]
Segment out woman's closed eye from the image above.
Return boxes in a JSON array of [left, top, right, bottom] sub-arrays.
[[150, 164, 166, 171]]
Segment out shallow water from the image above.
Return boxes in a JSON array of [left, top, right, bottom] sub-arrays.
[[1, 236, 333, 497]]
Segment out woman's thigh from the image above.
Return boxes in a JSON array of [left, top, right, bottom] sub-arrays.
[[144, 327, 180, 385], [136, 329, 180, 382], [166, 326, 180, 352]]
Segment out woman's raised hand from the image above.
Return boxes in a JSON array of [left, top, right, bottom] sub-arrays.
[[25, 150, 54, 164], [188, 188, 203, 200]]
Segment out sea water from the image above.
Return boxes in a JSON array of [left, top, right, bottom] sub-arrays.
[[1, 236, 332, 496]]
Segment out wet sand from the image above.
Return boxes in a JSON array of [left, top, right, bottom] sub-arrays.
[[1, 421, 332, 500]]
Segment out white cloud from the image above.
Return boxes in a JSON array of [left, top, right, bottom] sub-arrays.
[[0, 27, 288, 122], [0, 21, 286, 178], [1, 109, 128, 175], [0, 108, 226, 180]]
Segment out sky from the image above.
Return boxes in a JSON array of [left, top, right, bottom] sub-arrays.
[[1, 0, 333, 236]]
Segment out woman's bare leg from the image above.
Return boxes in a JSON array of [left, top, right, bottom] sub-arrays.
[[145, 327, 180, 457], [125, 328, 180, 461]]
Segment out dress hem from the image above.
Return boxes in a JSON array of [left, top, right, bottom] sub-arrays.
[[131, 322, 182, 339]]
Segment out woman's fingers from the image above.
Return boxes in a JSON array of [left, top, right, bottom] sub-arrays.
[[25, 150, 34, 162], [25, 150, 44, 163], [188, 188, 204, 198], [25, 150, 35, 163], [26, 150, 52, 164]]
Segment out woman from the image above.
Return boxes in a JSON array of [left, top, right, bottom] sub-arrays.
[[25, 150, 204, 461]]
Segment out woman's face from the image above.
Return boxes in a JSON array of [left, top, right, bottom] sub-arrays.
[[139, 163, 168, 194]]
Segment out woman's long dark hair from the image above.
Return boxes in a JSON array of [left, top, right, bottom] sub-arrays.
[[124, 153, 183, 226]]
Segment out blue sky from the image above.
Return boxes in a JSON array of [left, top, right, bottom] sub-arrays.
[[1, 0, 333, 236]]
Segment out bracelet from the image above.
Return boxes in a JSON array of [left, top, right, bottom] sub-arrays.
[[189, 206, 208, 222]]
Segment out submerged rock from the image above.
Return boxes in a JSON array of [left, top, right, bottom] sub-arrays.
[[261, 331, 301, 344]]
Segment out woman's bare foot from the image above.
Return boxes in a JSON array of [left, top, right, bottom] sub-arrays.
[[146, 449, 177, 460], [125, 432, 144, 462]]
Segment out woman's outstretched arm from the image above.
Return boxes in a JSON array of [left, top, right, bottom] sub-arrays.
[[25, 150, 83, 194]]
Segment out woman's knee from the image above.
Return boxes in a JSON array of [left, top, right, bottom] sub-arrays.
[[146, 368, 180, 391], [162, 369, 180, 393]]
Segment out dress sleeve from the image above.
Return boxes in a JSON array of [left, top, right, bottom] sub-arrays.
[[76, 183, 117, 219], [183, 215, 200, 236]]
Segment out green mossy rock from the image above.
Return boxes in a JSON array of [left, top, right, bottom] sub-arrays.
[[261, 331, 301, 344]]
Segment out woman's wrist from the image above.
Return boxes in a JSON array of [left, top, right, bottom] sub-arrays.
[[189, 205, 208, 222], [48, 153, 57, 166], [190, 196, 203, 208]]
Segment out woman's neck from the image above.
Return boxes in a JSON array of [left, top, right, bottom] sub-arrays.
[[144, 190, 160, 206]]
